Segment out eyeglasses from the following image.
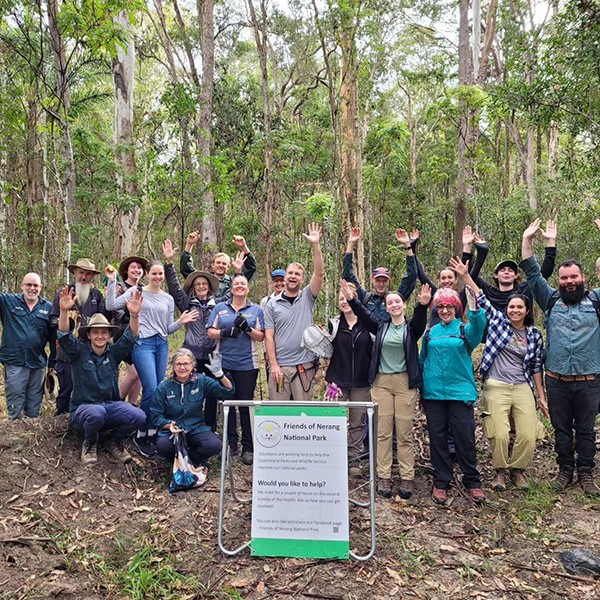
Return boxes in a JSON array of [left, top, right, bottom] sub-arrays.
[[23, 283, 40, 288], [174, 362, 193, 368], [437, 305, 456, 312]]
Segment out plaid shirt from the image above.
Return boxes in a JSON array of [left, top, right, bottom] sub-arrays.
[[478, 292, 544, 389]]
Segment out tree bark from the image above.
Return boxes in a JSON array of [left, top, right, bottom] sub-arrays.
[[112, 10, 140, 259]]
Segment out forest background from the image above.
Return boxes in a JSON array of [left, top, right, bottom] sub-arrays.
[[0, 0, 599, 317]]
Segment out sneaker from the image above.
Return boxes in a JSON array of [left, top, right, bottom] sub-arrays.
[[510, 469, 529, 490], [432, 486, 447, 505], [241, 451, 254, 465], [105, 438, 132, 464], [491, 469, 507, 492], [398, 479, 414, 500], [81, 439, 97, 464], [468, 487, 486, 504], [578, 472, 600, 497], [377, 478, 393, 498], [551, 468, 573, 491], [133, 435, 155, 459]]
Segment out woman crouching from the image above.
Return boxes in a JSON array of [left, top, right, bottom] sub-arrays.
[[149, 348, 234, 468]]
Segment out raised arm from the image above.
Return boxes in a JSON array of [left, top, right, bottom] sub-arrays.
[[58, 286, 78, 333], [410, 284, 431, 340], [304, 223, 323, 297], [341, 279, 378, 335], [540, 219, 557, 280], [448, 256, 480, 294], [395, 228, 417, 300], [521, 218, 541, 261], [232, 236, 257, 282], [342, 227, 367, 301], [124, 289, 143, 337], [179, 231, 199, 278]]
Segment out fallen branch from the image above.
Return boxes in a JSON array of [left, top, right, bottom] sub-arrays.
[[508, 561, 598, 583], [0, 536, 55, 545]]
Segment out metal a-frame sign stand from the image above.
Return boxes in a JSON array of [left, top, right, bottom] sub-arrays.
[[217, 400, 377, 560]]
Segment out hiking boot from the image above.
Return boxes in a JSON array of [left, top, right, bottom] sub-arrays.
[[241, 451, 254, 465], [105, 438, 132, 464], [468, 487, 486, 504], [133, 435, 155, 459], [81, 439, 97, 464], [432, 486, 447, 506], [377, 478, 393, 498], [551, 468, 573, 491], [578, 472, 600, 497], [510, 469, 529, 490], [398, 479, 414, 500], [491, 469, 507, 492]]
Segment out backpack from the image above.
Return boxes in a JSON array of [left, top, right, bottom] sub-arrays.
[[421, 322, 471, 359], [545, 289, 600, 325]]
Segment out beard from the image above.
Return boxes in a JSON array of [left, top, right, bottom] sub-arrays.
[[559, 282, 586, 305], [75, 282, 92, 306]]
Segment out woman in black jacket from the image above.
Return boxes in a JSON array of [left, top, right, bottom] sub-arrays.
[[341, 279, 431, 499], [325, 282, 374, 478]]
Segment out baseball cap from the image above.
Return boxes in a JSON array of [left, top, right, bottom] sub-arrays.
[[371, 267, 391, 280], [493, 259, 519, 274], [271, 269, 286, 278]]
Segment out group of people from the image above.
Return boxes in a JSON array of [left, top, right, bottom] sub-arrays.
[[1, 218, 599, 505]]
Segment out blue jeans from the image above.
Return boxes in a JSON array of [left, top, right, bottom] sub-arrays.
[[5, 365, 45, 419], [71, 402, 146, 442], [156, 430, 222, 466], [132, 335, 169, 429]]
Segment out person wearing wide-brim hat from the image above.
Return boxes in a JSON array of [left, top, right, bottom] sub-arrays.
[[163, 240, 221, 430], [67, 258, 102, 275], [115, 256, 149, 406], [118, 256, 149, 283], [49, 257, 110, 417], [57, 285, 146, 466]]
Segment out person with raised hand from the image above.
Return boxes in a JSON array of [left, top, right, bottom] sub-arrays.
[[341, 278, 430, 499], [264, 223, 323, 401], [420, 271, 487, 506], [521, 217, 600, 497], [57, 285, 146, 465], [105, 260, 199, 458], [450, 256, 548, 492], [342, 227, 418, 322]]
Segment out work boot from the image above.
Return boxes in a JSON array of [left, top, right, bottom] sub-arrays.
[[398, 479, 414, 500], [348, 464, 362, 477], [377, 478, 393, 498], [551, 468, 573, 491], [510, 469, 529, 490], [491, 469, 507, 492], [578, 472, 600, 497], [105, 438, 132, 464], [81, 439, 98, 464]]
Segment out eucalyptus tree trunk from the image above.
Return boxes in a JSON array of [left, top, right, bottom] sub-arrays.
[[197, 0, 218, 258], [112, 10, 140, 259], [548, 121, 559, 179], [47, 0, 75, 280], [248, 0, 275, 278]]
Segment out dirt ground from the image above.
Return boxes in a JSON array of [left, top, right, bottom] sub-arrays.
[[0, 409, 599, 600]]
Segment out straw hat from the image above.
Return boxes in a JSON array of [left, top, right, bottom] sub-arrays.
[[183, 271, 219, 295], [67, 258, 101, 275]]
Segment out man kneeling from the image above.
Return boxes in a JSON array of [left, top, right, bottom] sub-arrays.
[[57, 286, 145, 464]]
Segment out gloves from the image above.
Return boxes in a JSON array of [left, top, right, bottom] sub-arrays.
[[465, 285, 479, 311], [207, 351, 224, 379], [220, 326, 241, 338], [234, 313, 251, 333]]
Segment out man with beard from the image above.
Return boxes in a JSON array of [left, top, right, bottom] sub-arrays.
[[49, 259, 111, 416], [179, 232, 257, 298], [521, 218, 600, 496], [264, 223, 323, 401], [0, 272, 53, 419], [342, 227, 417, 322]]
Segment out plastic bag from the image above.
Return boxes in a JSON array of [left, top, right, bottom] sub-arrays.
[[169, 432, 208, 494]]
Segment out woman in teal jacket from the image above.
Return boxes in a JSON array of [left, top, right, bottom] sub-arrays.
[[420, 284, 486, 506], [150, 348, 235, 467]]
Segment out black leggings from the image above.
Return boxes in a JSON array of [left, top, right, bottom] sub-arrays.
[[226, 369, 258, 452]]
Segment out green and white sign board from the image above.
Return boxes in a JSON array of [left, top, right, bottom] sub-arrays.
[[251, 405, 349, 559]]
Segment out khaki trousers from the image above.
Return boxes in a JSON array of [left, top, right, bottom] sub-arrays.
[[338, 387, 369, 461], [371, 372, 417, 480], [268, 363, 317, 401], [482, 378, 540, 470]]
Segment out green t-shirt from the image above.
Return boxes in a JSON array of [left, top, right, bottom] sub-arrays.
[[379, 322, 407, 374]]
